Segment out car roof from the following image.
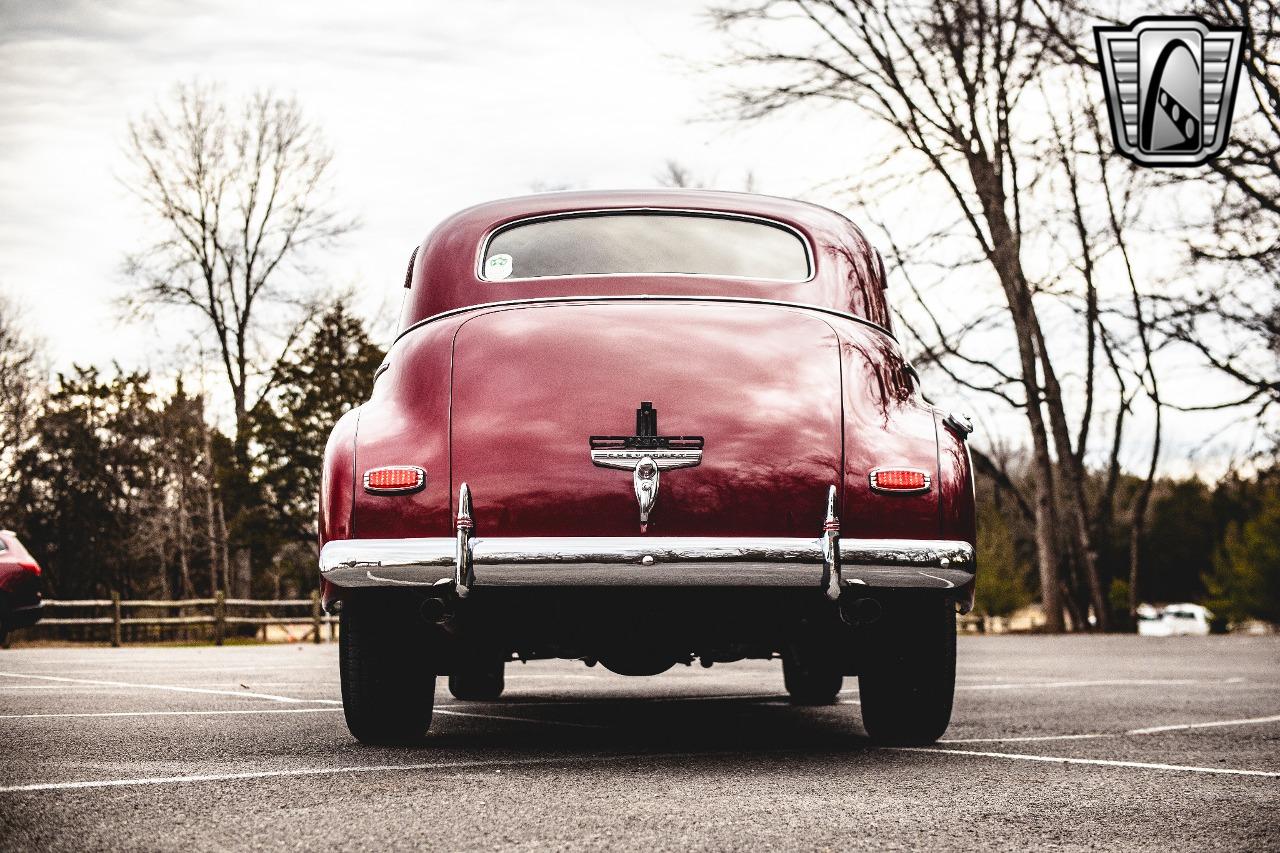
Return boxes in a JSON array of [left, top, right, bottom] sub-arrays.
[[400, 189, 891, 330]]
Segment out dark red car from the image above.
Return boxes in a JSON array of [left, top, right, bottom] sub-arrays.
[[0, 529, 43, 641], [319, 190, 976, 746]]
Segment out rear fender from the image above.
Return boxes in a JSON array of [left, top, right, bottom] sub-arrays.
[[349, 317, 462, 540], [837, 325, 941, 540], [320, 407, 360, 546], [319, 405, 360, 609]]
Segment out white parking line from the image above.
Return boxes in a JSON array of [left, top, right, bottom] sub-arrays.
[[0, 671, 340, 705], [0, 685, 118, 690], [938, 733, 1109, 744], [0, 703, 596, 728], [894, 747, 1280, 779], [0, 708, 345, 720], [940, 712, 1280, 743], [1127, 714, 1280, 735], [956, 678, 1242, 691], [0, 752, 694, 794], [0, 675, 603, 729], [0, 663, 335, 673], [7, 739, 1278, 794]]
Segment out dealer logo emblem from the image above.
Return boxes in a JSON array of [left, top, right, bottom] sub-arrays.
[[1094, 16, 1244, 167]]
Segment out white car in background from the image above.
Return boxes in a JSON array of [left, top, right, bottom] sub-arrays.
[[1137, 603, 1214, 636]]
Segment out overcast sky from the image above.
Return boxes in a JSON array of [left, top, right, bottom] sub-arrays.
[[0, 0, 1259, 476], [0, 0, 861, 360]]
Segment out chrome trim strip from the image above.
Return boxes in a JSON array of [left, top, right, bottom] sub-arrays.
[[390, 295, 897, 348], [474, 208, 816, 284], [471, 536, 827, 564]]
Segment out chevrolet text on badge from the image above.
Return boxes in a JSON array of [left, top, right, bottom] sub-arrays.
[[1095, 16, 1244, 167]]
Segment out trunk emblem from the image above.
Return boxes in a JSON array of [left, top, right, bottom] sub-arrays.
[[589, 402, 703, 532]]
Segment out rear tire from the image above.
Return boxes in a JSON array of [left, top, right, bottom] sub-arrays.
[[339, 595, 437, 746], [448, 659, 505, 701], [782, 650, 843, 705], [858, 597, 956, 745]]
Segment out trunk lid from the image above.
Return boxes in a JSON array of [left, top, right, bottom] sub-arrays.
[[450, 301, 843, 537]]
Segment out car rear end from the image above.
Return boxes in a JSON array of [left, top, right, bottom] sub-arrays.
[[318, 195, 976, 746]]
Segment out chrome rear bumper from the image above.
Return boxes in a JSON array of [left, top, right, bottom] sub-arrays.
[[319, 484, 974, 597], [319, 535, 973, 589]]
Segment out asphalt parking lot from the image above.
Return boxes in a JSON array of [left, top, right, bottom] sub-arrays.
[[0, 636, 1276, 851]]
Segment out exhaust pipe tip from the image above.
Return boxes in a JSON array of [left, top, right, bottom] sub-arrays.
[[840, 596, 883, 626], [420, 596, 452, 624]]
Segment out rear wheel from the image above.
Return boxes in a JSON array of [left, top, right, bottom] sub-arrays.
[[448, 659, 505, 701], [339, 595, 438, 746], [858, 597, 956, 745], [782, 648, 843, 705]]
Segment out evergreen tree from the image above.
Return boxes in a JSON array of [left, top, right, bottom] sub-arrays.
[[1205, 484, 1280, 624], [252, 299, 384, 596]]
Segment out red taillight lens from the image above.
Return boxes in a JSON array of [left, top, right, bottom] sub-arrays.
[[19, 560, 40, 576], [869, 468, 930, 493], [363, 466, 426, 494]]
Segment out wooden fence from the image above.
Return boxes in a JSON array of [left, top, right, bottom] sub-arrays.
[[21, 592, 335, 646], [16, 596, 986, 645]]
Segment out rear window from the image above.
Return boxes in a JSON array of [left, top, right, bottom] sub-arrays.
[[480, 212, 811, 282]]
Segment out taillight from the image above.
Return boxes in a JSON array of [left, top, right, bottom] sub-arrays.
[[869, 467, 931, 493], [19, 559, 40, 576], [363, 465, 426, 494]]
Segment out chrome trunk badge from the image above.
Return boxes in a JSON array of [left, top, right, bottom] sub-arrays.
[[590, 402, 703, 532]]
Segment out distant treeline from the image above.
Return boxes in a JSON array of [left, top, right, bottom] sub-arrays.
[[0, 300, 382, 602], [975, 463, 1280, 628]]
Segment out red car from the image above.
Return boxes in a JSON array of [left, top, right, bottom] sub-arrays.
[[319, 190, 976, 746], [0, 529, 43, 642]]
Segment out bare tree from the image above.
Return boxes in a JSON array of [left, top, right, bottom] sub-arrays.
[[1038, 0, 1278, 439], [656, 158, 758, 191], [0, 290, 44, 487], [122, 82, 354, 595], [711, 0, 1172, 630], [657, 159, 703, 188], [1156, 0, 1280, 428]]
